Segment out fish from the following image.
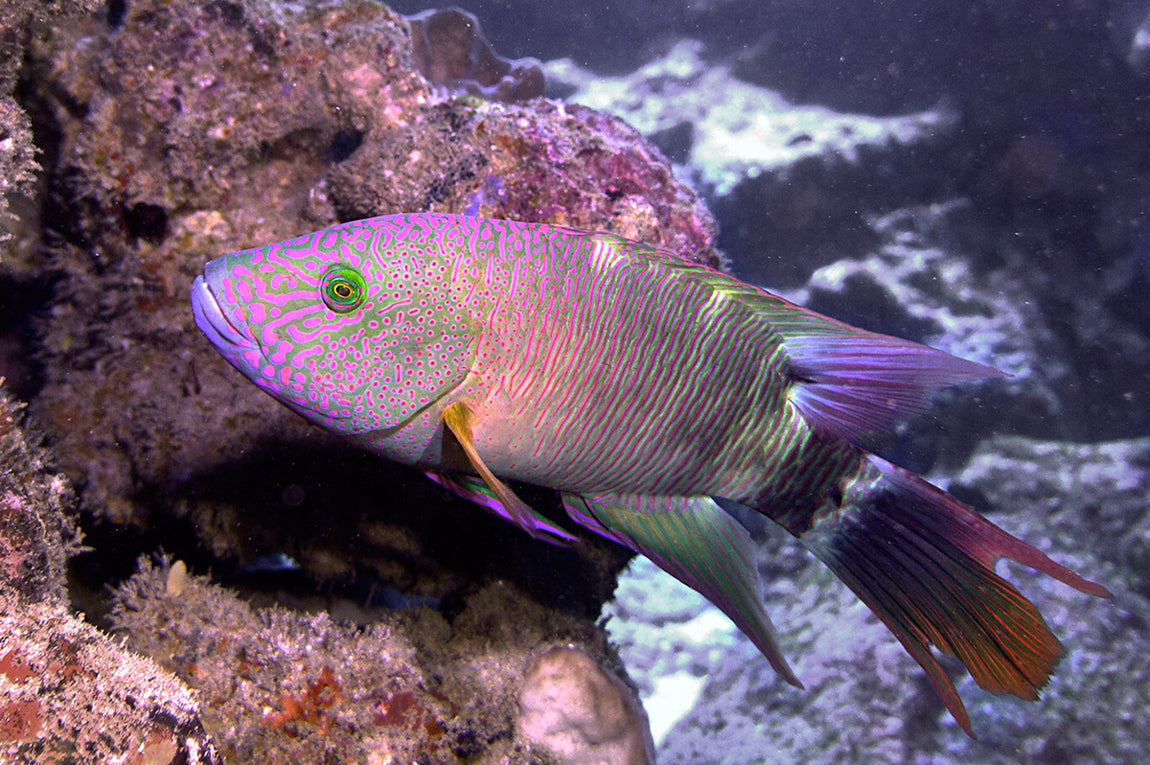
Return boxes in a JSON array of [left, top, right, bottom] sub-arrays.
[[191, 212, 1109, 735]]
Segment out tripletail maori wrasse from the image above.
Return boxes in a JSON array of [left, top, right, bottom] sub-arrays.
[[191, 213, 1109, 735]]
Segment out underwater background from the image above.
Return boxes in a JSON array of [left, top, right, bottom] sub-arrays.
[[1, 0, 1148, 763]]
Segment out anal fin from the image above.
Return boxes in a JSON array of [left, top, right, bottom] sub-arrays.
[[562, 492, 802, 689]]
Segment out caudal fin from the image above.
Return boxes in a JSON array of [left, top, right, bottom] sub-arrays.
[[796, 455, 1110, 736]]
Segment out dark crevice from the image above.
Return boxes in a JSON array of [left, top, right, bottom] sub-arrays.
[[123, 202, 168, 244], [0, 275, 55, 400], [328, 129, 364, 163], [107, 0, 128, 28]]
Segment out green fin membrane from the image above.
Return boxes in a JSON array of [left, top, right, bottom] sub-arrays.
[[563, 493, 802, 689], [798, 455, 1110, 736]]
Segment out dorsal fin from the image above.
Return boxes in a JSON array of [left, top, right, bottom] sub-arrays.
[[572, 235, 1005, 443], [783, 330, 1005, 443]]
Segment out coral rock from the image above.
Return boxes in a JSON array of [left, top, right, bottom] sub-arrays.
[[113, 561, 618, 764], [519, 646, 655, 765], [0, 384, 221, 765]]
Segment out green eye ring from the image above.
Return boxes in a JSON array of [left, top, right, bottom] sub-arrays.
[[320, 265, 366, 313]]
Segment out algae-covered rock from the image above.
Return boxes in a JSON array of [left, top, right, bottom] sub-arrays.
[[111, 557, 646, 764], [0, 385, 77, 604], [0, 383, 222, 764], [7, 2, 681, 760], [0, 602, 223, 765], [544, 39, 955, 290], [405, 6, 545, 103], [0, 0, 100, 262]]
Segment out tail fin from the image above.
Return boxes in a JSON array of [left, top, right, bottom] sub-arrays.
[[796, 454, 1110, 736]]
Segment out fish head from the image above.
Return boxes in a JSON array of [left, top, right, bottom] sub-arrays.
[[191, 217, 477, 435]]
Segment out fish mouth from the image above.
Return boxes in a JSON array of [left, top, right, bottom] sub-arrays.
[[191, 274, 252, 350], [191, 271, 353, 426]]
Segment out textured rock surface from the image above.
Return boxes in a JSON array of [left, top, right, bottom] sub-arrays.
[[405, 7, 545, 103], [7, 2, 692, 761], [545, 41, 955, 289], [0, 0, 100, 256], [518, 646, 655, 765], [0, 388, 77, 605], [5, 0, 1150, 761], [0, 385, 222, 764], [112, 558, 639, 764], [0, 603, 224, 765], [389, 1, 1150, 121]]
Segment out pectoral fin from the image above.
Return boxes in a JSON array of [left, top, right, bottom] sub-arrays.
[[562, 492, 802, 689], [440, 401, 573, 545]]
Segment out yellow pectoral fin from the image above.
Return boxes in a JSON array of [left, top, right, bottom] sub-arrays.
[[441, 402, 568, 544]]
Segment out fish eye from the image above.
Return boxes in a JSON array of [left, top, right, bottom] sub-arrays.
[[320, 265, 366, 313]]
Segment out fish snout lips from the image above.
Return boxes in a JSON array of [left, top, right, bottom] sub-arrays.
[[192, 271, 250, 350]]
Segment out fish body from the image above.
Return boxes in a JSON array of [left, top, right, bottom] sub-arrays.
[[192, 213, 1108, 734]]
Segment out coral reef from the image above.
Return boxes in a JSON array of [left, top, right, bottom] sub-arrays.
[[794, 202, 1064, 465], [0, 603, 223, 765], [5, 0, 1149, 761], [0, 385, 77, 604], [612, 434, 1149, 764], [7, 0, 694, 760], [542, 21, 1150, 757], [111, 558, 645, 764], [24, 0, 711, 591], [0, 0, 99, 265], [389, 1, 1150, 127], [545, 39, 956, 290], [546, 40, 949, 196], [796, 201, 1150, 447], [1, 371, 644, 763], [542, 41, 956, 292], [0, 99, 38, 251], [0, 384, 222, 764]]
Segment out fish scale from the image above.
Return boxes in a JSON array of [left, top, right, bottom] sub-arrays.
[[192, 212, 1109, 736], [459, 227, 782, 494]]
